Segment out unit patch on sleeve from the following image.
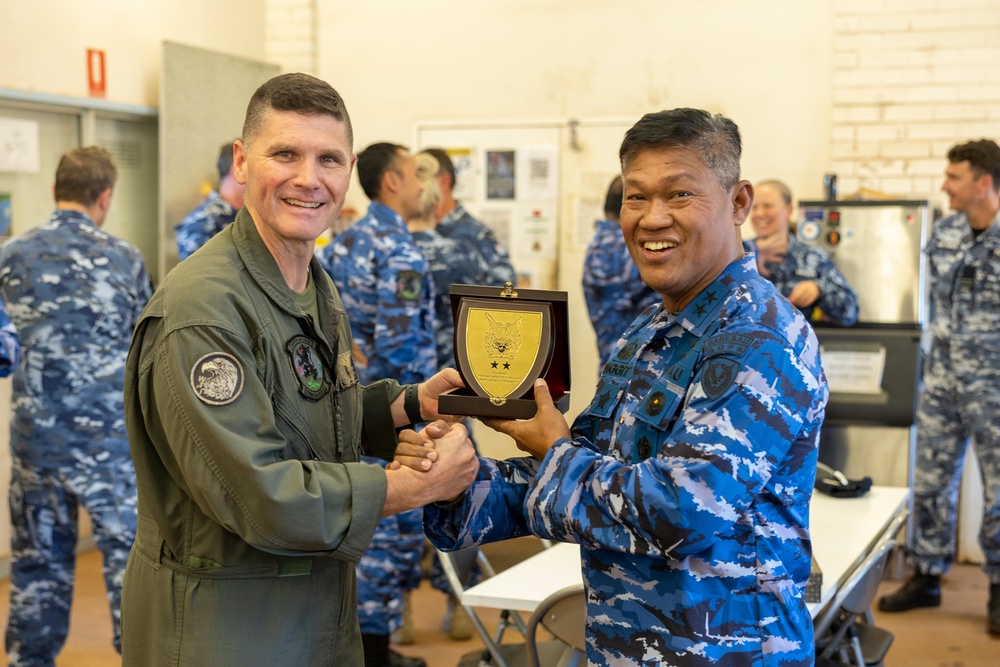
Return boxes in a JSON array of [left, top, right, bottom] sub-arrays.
[[702, 357, 741, 401], [191, 353, 244, 406], [286, 335, 330, 401], [396, 270, 422, 301]]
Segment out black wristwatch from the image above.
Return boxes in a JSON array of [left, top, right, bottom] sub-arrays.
[[404, 384, 422, 425]]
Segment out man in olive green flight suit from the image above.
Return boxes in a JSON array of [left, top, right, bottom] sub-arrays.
[[120, 73, 478, 667]]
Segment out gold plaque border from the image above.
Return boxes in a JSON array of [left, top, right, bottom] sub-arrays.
[[455, 297, 554, 404]]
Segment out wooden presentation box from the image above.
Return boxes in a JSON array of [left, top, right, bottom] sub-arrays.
[[438, 283, 571, 420]]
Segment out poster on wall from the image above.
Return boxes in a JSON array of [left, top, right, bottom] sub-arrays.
[[0, 193, 11, 238], [0, 118, 40, 173], [572, 195, 604, 249], [477, 207, 513, 251], [445, 148, 476, 201], [521, 147, 558, 200], [486, 150, 516, 200], [513, 202, 558, 261]]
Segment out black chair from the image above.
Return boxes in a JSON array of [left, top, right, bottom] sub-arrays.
[[813, 510, 908, 666]]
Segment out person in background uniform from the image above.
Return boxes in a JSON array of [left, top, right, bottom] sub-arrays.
[[582, 174, 661, 364], [406, 151, 488, 642], [413, 108, 829, 666], [420, 148, 517, 287], [746, 179, 859, 326], [120, 73, 477, 667], [174, 140, 246, 260], [0, 298, 21, 377], [318, 142, 437, 667], [878, 139, 1000, 637], [0, 146, 153, 666], [408, 152, 490, 373]]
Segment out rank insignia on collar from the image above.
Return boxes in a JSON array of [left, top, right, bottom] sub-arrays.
[[286, 336, 330, 401], [191, 353, 244, 406], [702, 356, 740, 401]]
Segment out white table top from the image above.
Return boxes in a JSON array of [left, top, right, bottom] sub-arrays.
[[461, 485, 911, 618]]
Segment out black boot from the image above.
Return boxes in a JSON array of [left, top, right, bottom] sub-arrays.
[[361, 633, 390, 667], [989, 583, 1000, 637], [877, 572, 941, 612], [387, 648, 427, 667]]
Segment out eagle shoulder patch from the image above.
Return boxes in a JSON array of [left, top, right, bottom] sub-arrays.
[[191, 353, 244, 405]]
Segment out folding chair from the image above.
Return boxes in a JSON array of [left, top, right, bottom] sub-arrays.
[[524, 584, 587, 667], [813, 510, 908, 666], [437, 537, 568, 667]]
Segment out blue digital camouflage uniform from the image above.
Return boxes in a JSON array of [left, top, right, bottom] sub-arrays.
[[426, 254, 828, 666], [437, 202, 516, 287], [0, 298, 21, 377], [0, 209, 153, 665], [412, 228, 491, 371], [583, 218, 661, 363], [318, 200, 437, 635], [910, 211, 1000, 584], [174, 190, 238, 260], [745, 235, 859, 326]]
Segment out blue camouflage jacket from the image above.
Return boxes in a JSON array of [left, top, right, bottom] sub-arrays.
[[175, 190, 238, 260], [925, 210, 1000, 370], [426, 254, 828, 667], [746, 235, 859, 326], [583, 218, 661, 363], [412, 228, 491, 370], [0, 209, 153, 467], [318, 201, 436, 385], [437, 202, 516, 287], [0, 298, 21, 377]]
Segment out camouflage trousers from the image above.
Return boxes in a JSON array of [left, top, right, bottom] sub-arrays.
[[5, 456, 137, 667], [356, 456, 424, 635], [911, 364, 1000, 583]]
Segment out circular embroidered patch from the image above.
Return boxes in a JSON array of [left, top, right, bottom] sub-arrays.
[[190, 353, 244, 406]]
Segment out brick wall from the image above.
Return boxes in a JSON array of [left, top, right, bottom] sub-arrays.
[[265, 0, 316, 74], [831, 0, 1000, 202]]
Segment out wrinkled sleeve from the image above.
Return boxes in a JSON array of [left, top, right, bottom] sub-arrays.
[[130, 320, 386, 560], [424, 456, 540, 551], [370, 249, 437, 384], [524, 334, 825, 559], [810, 248, 859, 326]]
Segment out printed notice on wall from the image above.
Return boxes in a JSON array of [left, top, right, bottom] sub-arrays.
[[820, 346, 886, 395], [446, 148, 475, 201], [486, 150, 516, 200], [0, 118, 40, 173]]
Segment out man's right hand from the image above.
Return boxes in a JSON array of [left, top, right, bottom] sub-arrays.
[[382, 422, 478, 516]]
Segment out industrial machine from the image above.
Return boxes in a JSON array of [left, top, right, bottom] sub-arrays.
[[797, 199, 933, 488]]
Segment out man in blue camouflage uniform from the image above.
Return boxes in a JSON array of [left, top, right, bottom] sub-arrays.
[[420, 148, 517, 287], [746, 179, 859, 326], [408, 151, 490, 372], [174, 141, 245, 260], [0, 146, 153, 666], [415, 109, 828, 666], [879, 139, 1000, 636], [318, 142, 436, 667], [583, 174, 661, 364], [0, 299, 20, 377]]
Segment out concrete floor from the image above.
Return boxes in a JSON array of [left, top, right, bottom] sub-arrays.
[[0, 549, 996, 666]]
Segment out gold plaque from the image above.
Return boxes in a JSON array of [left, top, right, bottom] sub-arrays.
[[457, 300, 553, 406], [439, 283, 571, 419]]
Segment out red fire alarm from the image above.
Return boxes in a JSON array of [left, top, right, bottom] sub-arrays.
[[87, 48, 106, 98]]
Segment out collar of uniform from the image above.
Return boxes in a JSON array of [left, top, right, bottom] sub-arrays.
[[51, 208, 97, 228], [440, 201, 468, 226], [367, 201, 408, 233], [230, 207, 341, 345], [673, 254, 755, 336]]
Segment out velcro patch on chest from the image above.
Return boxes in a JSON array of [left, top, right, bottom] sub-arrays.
[[286, 335, 330, 401], [396, 270, 422, 301], [190, 353, 244, 406]]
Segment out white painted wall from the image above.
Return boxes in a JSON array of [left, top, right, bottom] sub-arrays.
[[1, 0, 268, 106]]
